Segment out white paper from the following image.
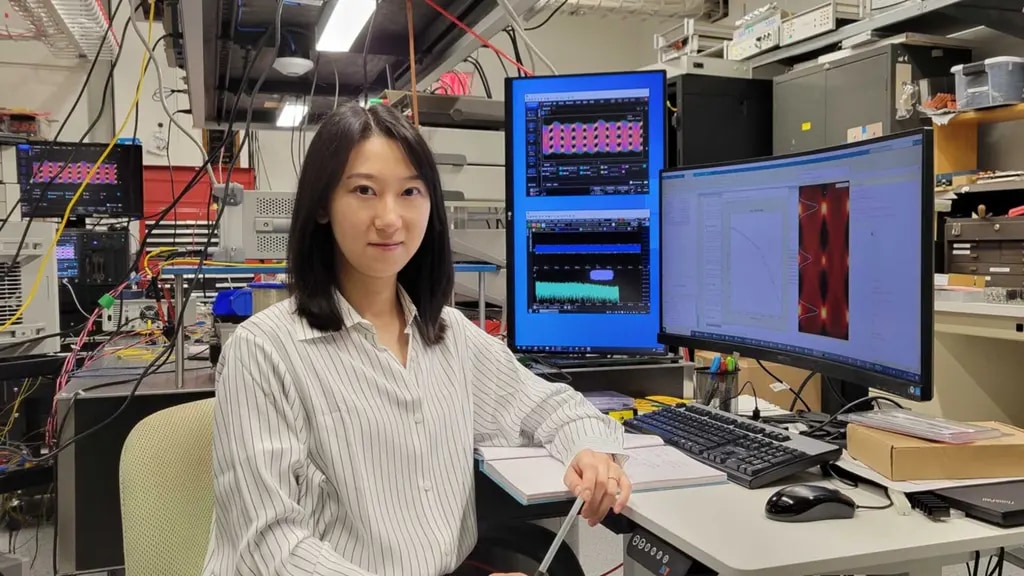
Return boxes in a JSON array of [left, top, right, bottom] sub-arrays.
[[834, 452, 1023, 493]]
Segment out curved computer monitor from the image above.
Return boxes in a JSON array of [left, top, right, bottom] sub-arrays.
[[505, 71, 667, 356], [659, 129, 934, 401]]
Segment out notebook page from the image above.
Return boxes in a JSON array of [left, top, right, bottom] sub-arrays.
[[475, 433, 664, 462]]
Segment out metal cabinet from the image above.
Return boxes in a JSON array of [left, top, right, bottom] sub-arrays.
[[773, 43, 972, 154]]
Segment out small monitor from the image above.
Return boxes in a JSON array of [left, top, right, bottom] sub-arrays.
[[659, 130, 933, 401], [55, 231, 79, 279], [505, 71, 667, 356], [16, 142, 144, 218]]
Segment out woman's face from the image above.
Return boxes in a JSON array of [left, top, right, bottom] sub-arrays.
[[326, 135, 431, 281]]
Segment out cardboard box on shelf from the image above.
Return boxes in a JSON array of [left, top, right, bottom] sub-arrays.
[[847, 422, 1024, 481], [694, 351, 821, 411]]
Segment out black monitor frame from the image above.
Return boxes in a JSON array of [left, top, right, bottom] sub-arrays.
[[657, 128, 934, 402], [16, 141, 144, 219], [503, 70, 669, 357]]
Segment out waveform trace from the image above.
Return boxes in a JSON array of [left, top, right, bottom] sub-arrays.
[[535, 281, 621, 305], [542, 119, 644, 155]]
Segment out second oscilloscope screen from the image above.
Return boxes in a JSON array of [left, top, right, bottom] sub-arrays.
[[526, 93, 650, 197], [526, 209, 651, 314]]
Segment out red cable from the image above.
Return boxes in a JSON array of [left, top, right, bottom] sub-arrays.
[[420, 0, 534, 77], [599, 562, 624, 576]]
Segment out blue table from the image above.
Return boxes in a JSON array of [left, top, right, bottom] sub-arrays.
[[162, 263, 500, 387]]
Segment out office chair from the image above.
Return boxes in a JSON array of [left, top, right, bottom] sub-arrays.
[[119, 399, 585, 576], [119, 398, 215, 576]]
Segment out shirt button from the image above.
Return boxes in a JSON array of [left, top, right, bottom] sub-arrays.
[[421, 480, 432, 491], [414, 412, 423, 424]]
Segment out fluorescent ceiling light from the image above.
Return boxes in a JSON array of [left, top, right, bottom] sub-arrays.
[[276, 98, 309, 128], [316, 0, 377, 52]]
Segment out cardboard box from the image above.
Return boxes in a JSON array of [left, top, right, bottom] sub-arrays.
[[694, 351, 822, 411], [847, 422, 1024, 481]]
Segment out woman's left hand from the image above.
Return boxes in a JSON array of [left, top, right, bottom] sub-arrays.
[[563, 449, 632, 526]]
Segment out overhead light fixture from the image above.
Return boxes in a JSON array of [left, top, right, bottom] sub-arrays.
[[276, 97, 309, 128], [315, 0, 376, 52]]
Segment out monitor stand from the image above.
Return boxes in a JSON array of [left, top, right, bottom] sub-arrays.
[[820, 377, 871, 415], [538, 354, 683, 369]]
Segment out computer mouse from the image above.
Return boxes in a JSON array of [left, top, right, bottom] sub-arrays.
[[764, 483, 856, 522]]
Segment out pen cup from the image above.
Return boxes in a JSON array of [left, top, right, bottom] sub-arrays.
[[694, 368, 740, 413]]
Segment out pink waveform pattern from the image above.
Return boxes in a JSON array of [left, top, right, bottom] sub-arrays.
[[542, 120, 644, 155], [31, 161, 119, 185]]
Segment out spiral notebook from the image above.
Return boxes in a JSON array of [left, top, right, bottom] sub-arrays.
[[478, 438, 727, 505]]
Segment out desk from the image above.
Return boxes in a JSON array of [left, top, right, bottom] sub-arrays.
[[935, 302, 1024, 342], [478, 395, 1024, 576], [622, 472, 1024, 576]]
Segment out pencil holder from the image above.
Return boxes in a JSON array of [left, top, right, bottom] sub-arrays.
[[694, 368, 740, 413]]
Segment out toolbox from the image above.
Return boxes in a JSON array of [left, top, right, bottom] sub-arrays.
[[946, 217, 1024, 288]]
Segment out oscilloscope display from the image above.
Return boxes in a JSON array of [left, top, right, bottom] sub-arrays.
[[16, 142, 144, 218], [506, 71, 666, 356], [526, 209, 650, 314], [526, 93, 650, 197]]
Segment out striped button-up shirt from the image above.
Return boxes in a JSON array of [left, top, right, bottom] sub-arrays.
[[202, 289, 625, 576]]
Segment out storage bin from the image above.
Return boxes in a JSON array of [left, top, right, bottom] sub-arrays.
[[952, 56, 1024, 110], [249, 281, 288, 314]]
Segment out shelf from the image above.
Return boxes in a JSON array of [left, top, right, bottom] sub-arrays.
[[746, 0, 963, 68], [957, 179, 1024, 194], [942, 103, 1024, 126]]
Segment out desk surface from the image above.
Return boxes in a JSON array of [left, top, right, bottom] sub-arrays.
[[623, 472, 1024, 576], [58, 355, 214, 401]]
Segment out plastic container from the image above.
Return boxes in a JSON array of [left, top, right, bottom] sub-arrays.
[[212, 288, 252, 317], [694, 368, 740, 414], [249, 282, 288, 314], [952, 56, 1024, 110]]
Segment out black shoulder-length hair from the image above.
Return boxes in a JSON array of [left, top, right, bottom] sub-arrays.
[[287, 101, 454, 345]]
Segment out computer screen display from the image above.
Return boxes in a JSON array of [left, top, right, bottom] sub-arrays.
[[55, 232, 79, 279], [505, 71, 667, 355], [660, 130, 933, 400], [16, 142, 144, 218]]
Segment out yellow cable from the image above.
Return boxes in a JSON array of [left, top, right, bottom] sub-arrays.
[[0, 3, 157, 333]]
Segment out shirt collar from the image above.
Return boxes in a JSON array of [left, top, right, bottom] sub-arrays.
[[295, 285, 418, 341]]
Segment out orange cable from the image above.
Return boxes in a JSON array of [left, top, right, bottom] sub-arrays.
[[406, 0, 420, 126]]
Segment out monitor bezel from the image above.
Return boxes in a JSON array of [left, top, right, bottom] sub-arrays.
[[16, 141, 145, 219], [657, 128, 935, 401], [504, 70, 669, 356]]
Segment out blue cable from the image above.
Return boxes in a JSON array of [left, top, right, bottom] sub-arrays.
[[237, 0, 302, 49]]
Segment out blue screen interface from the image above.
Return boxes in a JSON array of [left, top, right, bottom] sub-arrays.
[[507, 71, 666, 355]]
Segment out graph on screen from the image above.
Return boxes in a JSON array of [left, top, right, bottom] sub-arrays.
[[526, 210, 651, 314], [535, 281, 621, 305], [542, 120, 645, 155], [30, 160, 120, 185], [727, 211, 784, 317], [526, 94, 650, 197]]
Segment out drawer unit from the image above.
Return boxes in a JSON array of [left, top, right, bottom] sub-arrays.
[[420, 126, 504, 166], [438, 164, 504, 202], [945, 217, 1024, 287], [948, 263, 1024, 276], [948, 241, 1024, 264]]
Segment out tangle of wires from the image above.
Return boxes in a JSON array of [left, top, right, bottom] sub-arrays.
[[17, 0, 287, 474]]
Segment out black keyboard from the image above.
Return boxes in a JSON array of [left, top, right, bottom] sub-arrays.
[[624, 403, 842, 489]]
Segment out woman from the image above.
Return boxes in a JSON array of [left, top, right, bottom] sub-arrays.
[[203, 102, 632, 576]]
